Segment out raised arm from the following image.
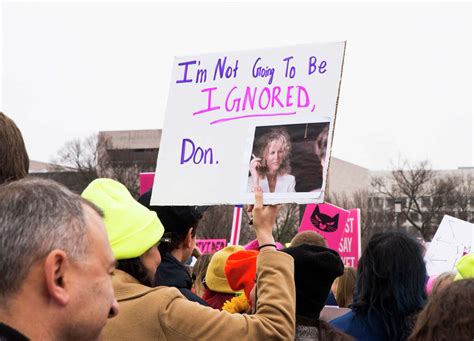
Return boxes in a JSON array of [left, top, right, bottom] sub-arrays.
[[157, 188, 295, 340], [251, 186, 278, 248]]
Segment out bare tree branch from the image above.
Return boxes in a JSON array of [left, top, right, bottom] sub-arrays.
[[371, 159, 471, 241]]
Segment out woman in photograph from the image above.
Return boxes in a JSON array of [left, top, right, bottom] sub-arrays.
[[314, 125, 329, 169], [248, 127, 295, 193]]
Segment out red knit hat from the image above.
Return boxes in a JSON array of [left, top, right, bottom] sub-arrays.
[[224, 250, 259, 302]]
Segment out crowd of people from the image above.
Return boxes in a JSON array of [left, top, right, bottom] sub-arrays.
[[1, 111, 473, 340]]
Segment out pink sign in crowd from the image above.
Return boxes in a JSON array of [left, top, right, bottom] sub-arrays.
[[300, 203, 361, 267]]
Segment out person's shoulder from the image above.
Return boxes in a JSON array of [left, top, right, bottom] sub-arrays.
[[151, 285, 185, 299], [114, 270, 183, 302], [135, 286, 187, 310], [331, 311, 383, 341], [178, 288, 209, 306], [330, 310, 355, 329]]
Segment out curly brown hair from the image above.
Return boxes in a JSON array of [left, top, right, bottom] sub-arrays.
[[254, 127, 292, 176], [408, 279, 474, 341], [0, 112, 29, 184], [430, 272, 454, 296]]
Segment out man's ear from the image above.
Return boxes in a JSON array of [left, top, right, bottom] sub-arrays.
[[186, 228, 194, 249], [44, 250, 71, 306]]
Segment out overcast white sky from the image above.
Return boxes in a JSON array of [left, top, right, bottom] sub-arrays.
[[1, 1, 472, 170]]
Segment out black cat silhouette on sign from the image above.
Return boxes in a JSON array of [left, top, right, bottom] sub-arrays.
[[310, 205, 339, 232]]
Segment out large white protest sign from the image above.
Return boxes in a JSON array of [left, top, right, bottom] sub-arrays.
[[425, 215, 474, 276], [152, 42, 346, 205]]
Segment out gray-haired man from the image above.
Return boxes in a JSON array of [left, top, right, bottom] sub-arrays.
[[0, 178, 119, 340]]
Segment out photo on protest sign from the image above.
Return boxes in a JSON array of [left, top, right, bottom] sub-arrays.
[[151, 42, 346, 206], [246, 122, 330, 197]]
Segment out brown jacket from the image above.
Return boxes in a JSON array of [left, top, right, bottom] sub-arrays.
[[103, 250, 295, 340]]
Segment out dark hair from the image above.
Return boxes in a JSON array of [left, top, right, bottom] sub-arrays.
[[0, 112, 29, 184], [117, 257, 152, 287], [137, 190, 203, 255], [352, 231, 427, 340], [158, 224, 198, 255], [408, 279, 474, 341]]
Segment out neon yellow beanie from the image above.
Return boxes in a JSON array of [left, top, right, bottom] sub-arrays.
[[82, 178, 164, 260], [454, 253, 474, 281]]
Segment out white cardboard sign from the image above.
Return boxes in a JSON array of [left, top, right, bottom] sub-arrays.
[[425, 215, 474, 276], [152, 42, 346, 205]]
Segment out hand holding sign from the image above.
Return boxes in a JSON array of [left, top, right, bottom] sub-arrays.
[[250, 187, 279, 248]]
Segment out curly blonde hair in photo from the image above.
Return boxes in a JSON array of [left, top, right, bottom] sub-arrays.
[[254, 127, 292, 176]]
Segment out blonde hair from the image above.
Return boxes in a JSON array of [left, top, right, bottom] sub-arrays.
[[192, 253, 213, 298], [254, 127, 292, 176], [334, 266, 357, 308]]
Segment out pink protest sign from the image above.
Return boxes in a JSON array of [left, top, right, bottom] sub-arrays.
[[299, 203, 350, 248], [337, 209, 361, 267], [140, 172, 155, 195], [196, 239, 227, 254], [299, 203, 361, 267]]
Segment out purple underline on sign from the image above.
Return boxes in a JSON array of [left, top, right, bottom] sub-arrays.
[[209, 112, 297, 125]]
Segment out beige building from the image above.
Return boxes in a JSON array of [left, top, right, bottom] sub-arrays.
[[99, 129, 161, 149], [29, 160, 56, 173], [98, 129, 161, 170], [327, 157, 369, 198]]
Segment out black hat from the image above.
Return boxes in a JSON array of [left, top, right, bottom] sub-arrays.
[[137, 189, 205, 236], [281, 244, 344, 319]]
